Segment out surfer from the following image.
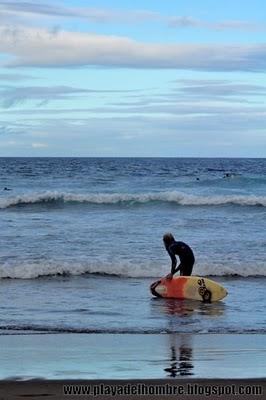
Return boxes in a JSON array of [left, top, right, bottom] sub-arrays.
[[163, 233, 195, 279]]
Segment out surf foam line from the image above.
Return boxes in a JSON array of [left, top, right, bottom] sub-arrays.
[[0, 191, 265, 208], [0, 260, 265, 279]]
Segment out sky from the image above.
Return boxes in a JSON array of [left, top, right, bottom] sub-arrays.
[[0, 0, 266, 157]]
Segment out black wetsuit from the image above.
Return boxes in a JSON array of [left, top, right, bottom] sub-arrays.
[[166, 241, 195, 276]]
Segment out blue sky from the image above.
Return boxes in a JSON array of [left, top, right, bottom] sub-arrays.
[[0, 0, 266, 156]]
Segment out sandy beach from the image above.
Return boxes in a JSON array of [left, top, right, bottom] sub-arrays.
[[0, 378, 265, 400]]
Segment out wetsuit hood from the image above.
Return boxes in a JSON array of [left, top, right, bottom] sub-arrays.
[[163, 232, 175, 248]]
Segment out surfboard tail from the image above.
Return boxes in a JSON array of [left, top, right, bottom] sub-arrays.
[[150, 280, 162, 297]]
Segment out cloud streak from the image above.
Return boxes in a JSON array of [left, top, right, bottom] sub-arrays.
[[1, 1, 264, 32], [0, 73, 36, 81], [173, 81, 266, 97], [169, 16, 264, 31], [0, 84, 141, 108], [0, 1, 161, 24], [1, 25, 266, 71], [0, 123, 26, 136]]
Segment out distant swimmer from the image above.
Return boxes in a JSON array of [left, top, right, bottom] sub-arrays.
[[223, 172, 236, 179], [223, 173, 231, 178], [3, 187, 11, 191], [163, 233, 195, 279]]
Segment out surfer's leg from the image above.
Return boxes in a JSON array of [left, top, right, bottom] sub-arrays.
[[179, 263, 185, 276], [181, 261, 194, 276], [186, 264, 193, 276]]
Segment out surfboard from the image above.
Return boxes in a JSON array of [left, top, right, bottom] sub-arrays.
[[150, 276, 228, 302]]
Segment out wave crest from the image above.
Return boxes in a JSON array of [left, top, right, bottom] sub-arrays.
[[0, 260, 265, 279], [1, 190, 265, 209]]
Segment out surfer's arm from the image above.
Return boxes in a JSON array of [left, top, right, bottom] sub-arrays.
[[173, 264, 181, 274], [167, 247, 177, 275], [166, 263, 180, 280], [166, 262, 180, 279]]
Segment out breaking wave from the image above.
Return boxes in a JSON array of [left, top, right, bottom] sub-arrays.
[[1, 191, 266, 209], [0, 260, 265, 279]]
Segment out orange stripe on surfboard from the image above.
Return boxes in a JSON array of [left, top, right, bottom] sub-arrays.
[[160, 276, 188, 298]]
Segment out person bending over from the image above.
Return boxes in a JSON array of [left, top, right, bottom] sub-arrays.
[[163, 233, 195, 279]]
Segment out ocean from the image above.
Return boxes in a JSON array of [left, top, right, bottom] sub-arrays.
[[0, 157, 265, 337]]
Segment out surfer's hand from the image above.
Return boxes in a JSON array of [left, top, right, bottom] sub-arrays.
[[166, 273, 173, 280]]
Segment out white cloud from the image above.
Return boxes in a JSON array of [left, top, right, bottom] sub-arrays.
[[1, 25, 266, 71], [1, 111, 265, 157], [31, 142, 48, 148]]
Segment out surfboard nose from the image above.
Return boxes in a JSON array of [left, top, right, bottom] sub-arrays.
[[220, 287, 228, 301]]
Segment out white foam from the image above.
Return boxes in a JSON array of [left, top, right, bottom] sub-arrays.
[[0, 259, 265, 279], [0, 260, 160, 279], [194, 262, 266, 277], [0, 190, 265, 208]]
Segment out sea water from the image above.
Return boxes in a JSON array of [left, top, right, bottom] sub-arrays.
[[0, 157, 265, 336]]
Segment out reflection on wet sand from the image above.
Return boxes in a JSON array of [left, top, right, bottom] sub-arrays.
[[164, 333, 194, 378], [150, 298, 226, 378], [164, 339, 194, 377]]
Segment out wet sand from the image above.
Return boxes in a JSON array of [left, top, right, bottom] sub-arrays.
[[0, 333, 265, 399], [1, 333, 265, 380]]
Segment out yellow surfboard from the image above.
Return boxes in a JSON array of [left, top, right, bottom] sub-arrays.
[[150, 276, 228, 302]]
